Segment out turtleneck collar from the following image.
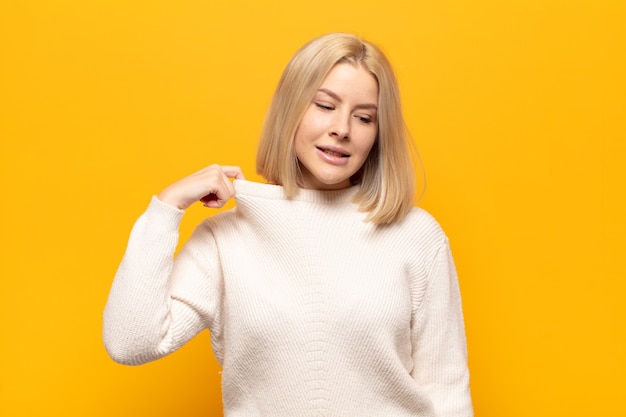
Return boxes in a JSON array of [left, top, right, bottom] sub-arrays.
[[233, 180, 360, 205]]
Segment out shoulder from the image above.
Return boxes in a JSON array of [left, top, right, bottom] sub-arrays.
[[393, 206, 449, 245], [199, 207, 240, 230], [182, 208, 242, 246], [380, 207, 451, 272]]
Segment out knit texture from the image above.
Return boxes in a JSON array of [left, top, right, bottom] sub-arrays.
[[103, 180, 473, 417]]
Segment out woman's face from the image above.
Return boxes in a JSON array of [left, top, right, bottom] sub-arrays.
[[294, 63, 379, 190]]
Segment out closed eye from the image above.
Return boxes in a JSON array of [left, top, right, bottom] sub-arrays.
[[315, 102, 334, 111], [356, 115, 374, 124]]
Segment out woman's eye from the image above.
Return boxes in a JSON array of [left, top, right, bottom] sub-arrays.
[[356, 115, 373, 124], [315, 103, 334, 110]]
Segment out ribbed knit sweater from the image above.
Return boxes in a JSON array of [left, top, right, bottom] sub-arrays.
[[103, 180, 473, 417]]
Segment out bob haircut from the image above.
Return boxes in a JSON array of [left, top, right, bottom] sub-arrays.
[[257, 33, 417, 225]]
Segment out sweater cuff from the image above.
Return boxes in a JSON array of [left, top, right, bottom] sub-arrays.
[[146, 195, 185, 232]]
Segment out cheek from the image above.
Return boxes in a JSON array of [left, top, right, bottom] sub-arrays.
[[293, 119, 314, 157], [293, 119, 307, 146], [355, 128, 378, 155], [298, 108, 328, 137]]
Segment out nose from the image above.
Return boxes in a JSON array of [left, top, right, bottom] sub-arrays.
[[329, 112, 350, 140]]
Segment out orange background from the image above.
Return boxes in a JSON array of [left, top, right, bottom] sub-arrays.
[[1, 1, 624, 416]]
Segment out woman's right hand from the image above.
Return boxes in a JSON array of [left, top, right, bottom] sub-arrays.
[[157, 165, 246, 210]]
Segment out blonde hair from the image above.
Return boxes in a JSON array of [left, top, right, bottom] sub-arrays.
[[256, 33, 417, 225]]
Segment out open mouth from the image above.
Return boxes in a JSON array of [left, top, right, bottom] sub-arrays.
[[316, 146, 349, 158]]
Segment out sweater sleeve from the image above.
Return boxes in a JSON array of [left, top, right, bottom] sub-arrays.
[[411, 239, 473, 417], [103, 196, 224, 365]]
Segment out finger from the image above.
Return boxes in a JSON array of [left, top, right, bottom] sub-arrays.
[[199, 167, 236, 208], [219, 165, 246, 180], [200, 193, 222, 208]]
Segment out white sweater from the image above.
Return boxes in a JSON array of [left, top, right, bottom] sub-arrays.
[[103, 180, 473, 417]]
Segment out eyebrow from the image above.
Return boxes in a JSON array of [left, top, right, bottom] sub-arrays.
[[318, 88, 378, 110]]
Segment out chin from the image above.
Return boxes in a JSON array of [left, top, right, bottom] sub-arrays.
[[299, 164, 356, 190], [312, 177, 352, 190]]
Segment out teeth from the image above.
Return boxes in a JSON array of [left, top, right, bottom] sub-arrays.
[[323, 149, 346, 157]]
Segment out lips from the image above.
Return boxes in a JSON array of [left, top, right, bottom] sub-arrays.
[[315, 146, 350, 158]]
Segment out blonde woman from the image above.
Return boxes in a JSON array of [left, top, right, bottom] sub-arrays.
[[104, 33, 473, 416]]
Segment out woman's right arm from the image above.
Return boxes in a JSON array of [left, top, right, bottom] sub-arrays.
[[102, 165, 244, 365]]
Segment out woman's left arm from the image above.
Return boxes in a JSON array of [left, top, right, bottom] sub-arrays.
[[411, 239, 473, 417]]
